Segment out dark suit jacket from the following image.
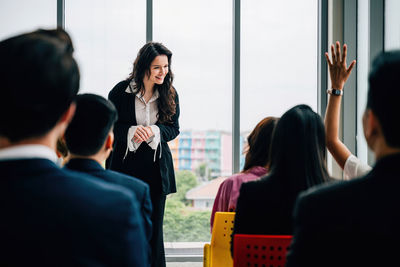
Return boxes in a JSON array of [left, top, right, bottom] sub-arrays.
[[107, 80, 180, 195], [65, 158, 152, 242], [233, 175, 300, 237], [0, 158, 148, 267], [286, 153, 400, 267], [231, 173, 334, 256], [231, 174, 308, 255]]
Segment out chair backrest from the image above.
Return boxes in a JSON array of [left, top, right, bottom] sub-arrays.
[[211, 212, 235, 250], [233, 234, 292, 267], [208, 212, 235, 267]]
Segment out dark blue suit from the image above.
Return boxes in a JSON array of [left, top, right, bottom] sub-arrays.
[[0, 158, 148, 267], [65, 158, 153, 242]]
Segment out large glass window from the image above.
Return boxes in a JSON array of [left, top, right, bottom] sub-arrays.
[[65, 0, 146, 97], [356, 1, 370, 164], [0, 0, 56, 40], [0, 0, 322, 261], [154, 0, 232, 245], [241, 0, 318, 135], [385, 0, 400, 50]]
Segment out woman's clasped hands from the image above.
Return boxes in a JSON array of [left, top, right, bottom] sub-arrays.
[[133, 125, 154, 143]]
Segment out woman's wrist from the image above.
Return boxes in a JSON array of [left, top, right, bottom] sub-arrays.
[[327, 88, 343, 96], [331, 84, 344, 90]]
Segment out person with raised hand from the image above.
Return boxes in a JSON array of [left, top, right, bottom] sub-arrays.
[[287, 50, 400, 267], [324, 41, 371, 179]]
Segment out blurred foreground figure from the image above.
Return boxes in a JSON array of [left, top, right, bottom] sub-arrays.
[[287, 51, 400, 267], [0, 29, 148, 267]]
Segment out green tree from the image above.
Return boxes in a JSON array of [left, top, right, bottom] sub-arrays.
[[172, 170, 198, 204], [163, 170, 212, 242], [164, 198, 211, 242], [195, 163, 210, 182]]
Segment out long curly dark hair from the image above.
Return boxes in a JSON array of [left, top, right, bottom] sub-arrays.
[[127, 42, 176, 124]]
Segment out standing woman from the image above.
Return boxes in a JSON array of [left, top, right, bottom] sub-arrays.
[[107, 42, 179, 267]]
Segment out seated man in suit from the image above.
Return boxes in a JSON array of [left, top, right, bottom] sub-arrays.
[[0, 29, 148, 266], [64, 93, 152, 244], [286, 50, 400, 266]]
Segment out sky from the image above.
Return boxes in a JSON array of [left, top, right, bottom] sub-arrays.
[[0, 0, 318, 133]]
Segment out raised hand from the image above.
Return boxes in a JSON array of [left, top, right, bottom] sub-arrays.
[[325, 41, 356, 90]]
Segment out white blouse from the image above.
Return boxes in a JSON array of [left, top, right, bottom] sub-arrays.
[[124, 81, 161, 161], [343, 154, 372, 180]]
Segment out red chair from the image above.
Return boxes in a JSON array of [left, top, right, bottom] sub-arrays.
[[233, 234, 292, 267]]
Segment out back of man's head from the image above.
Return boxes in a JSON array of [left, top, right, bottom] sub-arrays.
[[0, 28, 79, 142], [65, 94, 118, 156], [368, 51, 400, 148]]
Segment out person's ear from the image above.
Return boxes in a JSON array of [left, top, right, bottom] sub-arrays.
[[59, 102, 76, 126], [105, 131, 114, 150], [364, 109, 380, 148], [55, 103, 76, 139]]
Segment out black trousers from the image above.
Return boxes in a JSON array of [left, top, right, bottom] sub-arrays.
[[122, 144, 166, 267], [149, 189, 166, 267]]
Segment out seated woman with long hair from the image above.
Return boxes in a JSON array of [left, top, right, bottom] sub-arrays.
[[231, 105, 330, 252], [210, 116, 278, 230]]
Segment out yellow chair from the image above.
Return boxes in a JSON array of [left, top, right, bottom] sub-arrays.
[[203, 212, 235, 267]]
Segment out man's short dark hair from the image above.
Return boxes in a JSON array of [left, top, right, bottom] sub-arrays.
[[0, 28, 79, 142], [65, 94, 118, 156], [368, 50, 400, 148]]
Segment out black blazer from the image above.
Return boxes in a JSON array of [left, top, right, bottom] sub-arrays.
[[107, 80, 180, 195], [233, 175, 301, 234], [231, 174, 323, 255], [0, 158, 148, 267], [65, 158, 153, 242], [286, 153, 400, 267]]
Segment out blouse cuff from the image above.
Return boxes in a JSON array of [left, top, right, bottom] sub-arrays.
[[148, 125, 160, 151], [127, 126, 142, 152]]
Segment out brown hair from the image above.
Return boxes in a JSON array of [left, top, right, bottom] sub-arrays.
[[243, 117, 279, 172], [127, 42, 176, 124]]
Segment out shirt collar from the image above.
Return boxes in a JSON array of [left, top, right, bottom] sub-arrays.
[[146, 89, 159, 103], [66, 158, 104, 172], [125, 80, 159, 103], [0, 144, 58, 163]]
